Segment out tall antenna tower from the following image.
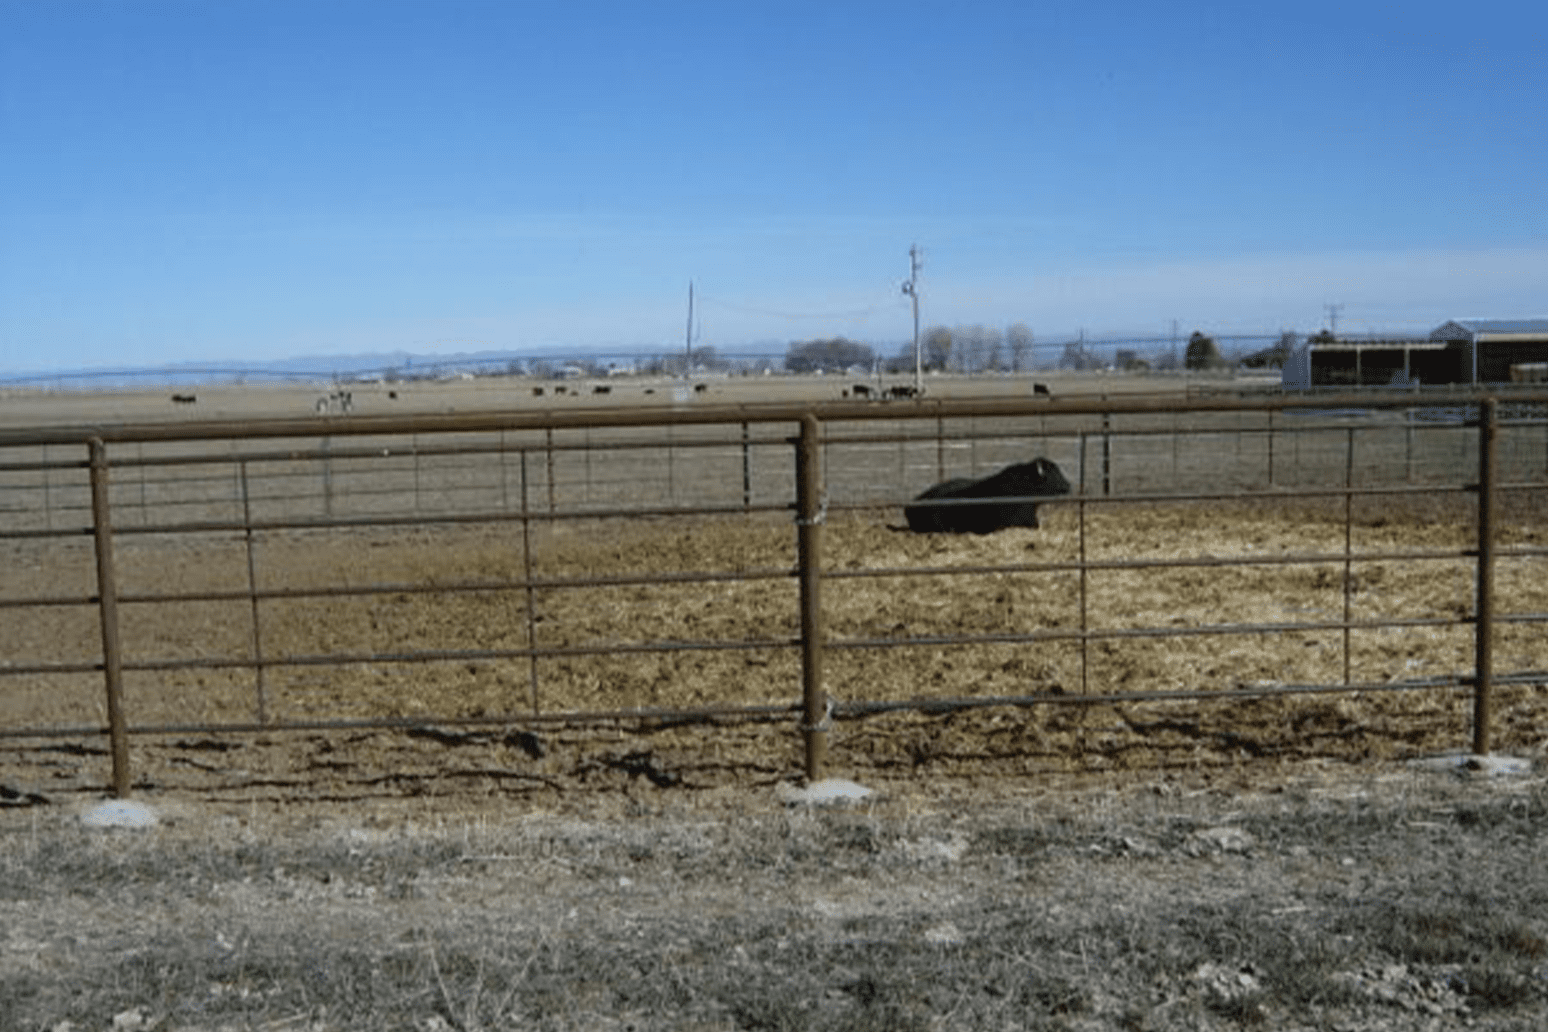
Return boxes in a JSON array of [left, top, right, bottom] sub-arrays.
[[902, 245, 922, 393], [1325, 302, 1344, 337]]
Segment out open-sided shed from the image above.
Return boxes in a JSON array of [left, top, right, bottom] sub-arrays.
[[1431, 318, 1548, 384], [1282, 317, 1548, 388]]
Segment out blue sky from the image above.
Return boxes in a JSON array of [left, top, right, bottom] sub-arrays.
[[2, 0, 1545, 374]]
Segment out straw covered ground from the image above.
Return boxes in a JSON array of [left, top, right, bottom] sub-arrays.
[[3, 488, 1546, 804]]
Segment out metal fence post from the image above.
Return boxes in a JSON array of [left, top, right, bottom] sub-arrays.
[[1342, 426, 1354, 686], [412, 434, 422, 513], [545, 427, 557, 514], [43, 443, 55, 532], [87, 438, 132, 798], [1474, 397, 1497, 755], [795, 413, 828, 782], [936, 414, 945, 482], [1267, 409, 1275, 488], [520, 449, 541, 714], [320, 435, 334, 518], [1101, 411, 1112, 496], [742, 421, 752, 512], [238, 458, 269, 724]]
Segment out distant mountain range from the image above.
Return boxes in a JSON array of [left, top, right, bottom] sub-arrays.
[[1, 341, 793, 387], [7, 328, 1399, 387]]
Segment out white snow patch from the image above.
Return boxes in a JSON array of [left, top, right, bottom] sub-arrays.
[[775, 778, 874, 806], [81, 799, 159, 829], [1408, 752, 1534, 777]]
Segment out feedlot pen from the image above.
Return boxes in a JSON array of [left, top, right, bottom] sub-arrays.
[[2, 388, 1547, 800]]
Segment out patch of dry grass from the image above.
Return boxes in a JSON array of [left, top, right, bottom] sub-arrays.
[[4, 769, 1548, 1031]]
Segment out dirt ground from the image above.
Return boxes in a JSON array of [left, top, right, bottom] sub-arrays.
[[3, 491, 1546, 808]]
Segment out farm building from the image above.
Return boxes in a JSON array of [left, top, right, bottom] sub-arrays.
[[1282, 318, 1548, 389]]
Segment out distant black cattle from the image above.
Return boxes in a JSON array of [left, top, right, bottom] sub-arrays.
[[170, 393, 196, 404], [904, 458, 1071, 534], [850, 383, 872, 398], [887, 384, 920, 399], [694, 383, 709, 394], [1033, 382, 1052, 397], [593, 384, 611, 395]]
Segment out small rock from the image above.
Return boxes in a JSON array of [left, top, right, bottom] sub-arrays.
[[1191, 961, 1261, 1003], [111, 1008, 148, 1031], [1119, 835, 1161, 856], [903, 835, 968, 864], [1188, 826, 1255, 854], [922, 921, 965, 946]]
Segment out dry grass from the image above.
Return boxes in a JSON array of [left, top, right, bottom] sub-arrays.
[[4, 767, 1548, 1031]]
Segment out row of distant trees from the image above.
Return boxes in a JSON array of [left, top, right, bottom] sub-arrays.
[[782, 324, 1041, 375], [376, 328, 1309, 383], [781, 326, 1306, 375]]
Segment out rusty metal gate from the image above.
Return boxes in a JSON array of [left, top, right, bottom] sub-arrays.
[[2, 387, 1546, 796]]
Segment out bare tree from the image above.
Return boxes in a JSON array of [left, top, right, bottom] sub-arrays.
[[983, 325, 1005, 372], [1006, 323, 1033, 372], [954, 325, 985, 372], [922, 326, 953, 371]]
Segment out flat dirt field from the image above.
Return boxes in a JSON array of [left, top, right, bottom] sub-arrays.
[[4, 378, 1548, 1030], [1, 370, 1251, 428]]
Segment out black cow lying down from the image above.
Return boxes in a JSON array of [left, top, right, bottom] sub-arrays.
[[904, 458, 1071, 534]]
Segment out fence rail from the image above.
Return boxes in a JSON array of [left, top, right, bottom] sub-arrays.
[[3, 387, 1547, 796]]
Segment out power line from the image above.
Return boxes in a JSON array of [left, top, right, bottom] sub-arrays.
[[1325, 303, 1345, 336], [695, 293, 904, 321]]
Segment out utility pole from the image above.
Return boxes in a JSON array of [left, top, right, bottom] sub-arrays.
[[902, 245, 922, 394], [685, 281, 694, 376], [1325, 303, 1344, 337]]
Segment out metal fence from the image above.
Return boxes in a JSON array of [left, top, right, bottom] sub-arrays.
[[2, 387, 1547, 796]]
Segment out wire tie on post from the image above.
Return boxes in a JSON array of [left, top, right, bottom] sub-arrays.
[[794, 491, 828, 527], [799, 696, 834, 734]]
